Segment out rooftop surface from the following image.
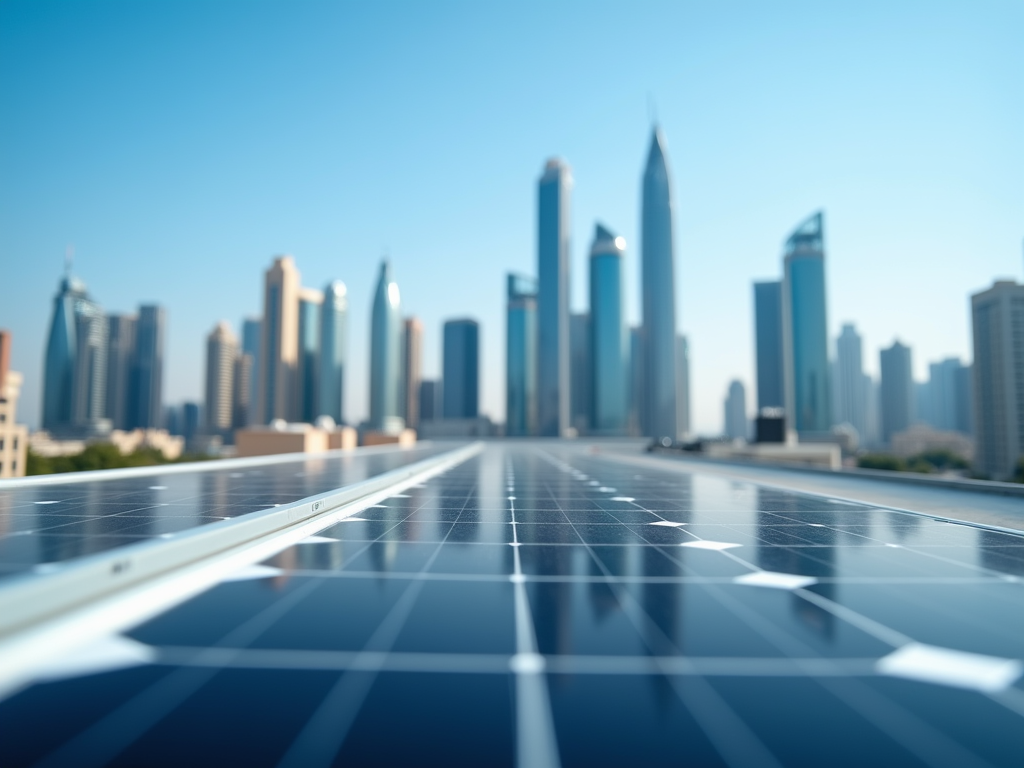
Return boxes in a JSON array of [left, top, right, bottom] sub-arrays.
[[0, 441, 1021, 767]]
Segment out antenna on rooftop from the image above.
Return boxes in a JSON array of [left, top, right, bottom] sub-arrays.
[[647, 92, 658, 126], [64, 245, 74, 278]]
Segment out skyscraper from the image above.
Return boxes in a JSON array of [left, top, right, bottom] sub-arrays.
[[442, 319, 479, 420], [835, 323, 868, 440], [259, 256, 300, 424], [589, 224, 627, 434], [506, 274, 537, 437], [232, 352, 252, 431], [369, 260, 403, 433], [73, 308, 108, 433], [569, 313, 590, 435], [537, 158, 571, 436], [402, 317, 423, 429], [781, 212, 831, 436], [753, 281, 784, 410], [204, 321, 237, 437], [419, 380, 439, 423], [318, 282, 347, 425], [641, 127, 679, 441], [297, 287, 323, 423], [676, 334, 691, 438], [105, 314, 137, 430], [628, 327, 644, 437], [133, 305, 165, 429], [880, 340, 914, 446], [927, 358, 972, 434], [42, 272, 96, 435], [724, 380, 747, 440], [240, 318, 261, 428], [971, 280, 1024, 480]]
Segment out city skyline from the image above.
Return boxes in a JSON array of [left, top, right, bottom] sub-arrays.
[[2, 2, 1021, 434]]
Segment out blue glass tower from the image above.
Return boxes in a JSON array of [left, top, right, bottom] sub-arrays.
[[506, 274, 537, 437], [641, 127, 679, 441], [318, 281, 348, 424], [443, 319, 480, 419], [42, 272, 106, 436], [569, 313, 591, 435], [589, 224, 628, 434], [782, 212, 832, 436], [753, 281, 784, 411], [537, 159, 571, 437], [880, 340, 913, 445], [132, 305, 165, 429], [297, 289, 322, 423], [369, 261, 403, 433], [241, 318, 261, 426]]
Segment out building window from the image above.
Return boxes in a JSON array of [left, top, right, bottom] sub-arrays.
[[12, 437, 17, 450], [11, 460, 16, 472]]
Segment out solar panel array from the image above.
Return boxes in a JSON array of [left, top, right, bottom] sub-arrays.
[[1, 443, 1022, 767], [0, 445, 445, 579]]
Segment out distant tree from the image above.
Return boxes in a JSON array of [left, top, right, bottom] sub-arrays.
[[915, 449, 969, 471], [857, 454, 905, 472], [24, 443, 214, 476]]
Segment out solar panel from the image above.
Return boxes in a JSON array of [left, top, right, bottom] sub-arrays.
[[1, 443, 1022, 767], [0, 444, 448, 578]]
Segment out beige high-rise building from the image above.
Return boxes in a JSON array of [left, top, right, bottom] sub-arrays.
[[0, 330, 29, 478], [205, 321, 238, 435], [403, 317, 423, 429], [258, 256, 300, 424], [971, 279, 1024, 481]]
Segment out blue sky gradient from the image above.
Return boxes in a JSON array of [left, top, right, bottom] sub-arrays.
[[1, 0, 1021, 432]]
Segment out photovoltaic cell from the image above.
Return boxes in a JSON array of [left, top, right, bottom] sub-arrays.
[[0, 443, 1022, 767]]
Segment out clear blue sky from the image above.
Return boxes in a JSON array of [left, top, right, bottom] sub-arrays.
[[1, 0, 1021, 433]]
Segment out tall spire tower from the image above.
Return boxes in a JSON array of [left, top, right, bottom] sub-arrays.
[[537, 158, 572, 437], [640, 126, 679, 441], [369, 260, 403, 433]]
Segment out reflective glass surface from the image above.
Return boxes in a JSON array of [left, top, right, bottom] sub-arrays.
[[0, 445, 447, 579], [1, 443, 1022, 767]]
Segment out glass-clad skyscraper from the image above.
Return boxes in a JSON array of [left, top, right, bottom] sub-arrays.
[[318, 282, 347, 425], [241, 318, 261, 426], [442, 319, 480, 419], [971, 280, 1024, 480], [506, 274, 537, 437], [880, 340, 914, 445], [402, 318, 423, 429], [641, 127, 679, 441], [569, 313, 590, 435], [297, 288, 322, 423], [73, 308, 108, 433], [782, 212, 831, 436], [835, 323, 868, 440], [676, 334, 691, 437], [369, 261, 403, 433], [105, 314, 137, 430], [132, 305, 165, 430], [589, 224, 627, 434], [260, 256, 300, 424], [537, 158, 571, 437], [42, 272, 105, 436], [753, 281, 784, 410]]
